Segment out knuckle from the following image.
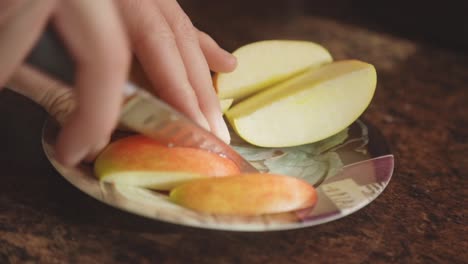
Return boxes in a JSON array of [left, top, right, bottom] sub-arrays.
[[153, 28, 177, 43], [172, 14, 197, 40], [117, 0, 145, 17], [133, 28, 176, 51], [41, 86, 75, 124], [120, 0, 179, 49]]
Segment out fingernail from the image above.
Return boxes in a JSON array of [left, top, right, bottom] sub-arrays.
[[210, 112, 231, 144], [226, 53, 238, 68], [196, 113, 211, 131]]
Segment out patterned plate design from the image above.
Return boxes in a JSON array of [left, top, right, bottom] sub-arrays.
[[42, 119, 394, 231]]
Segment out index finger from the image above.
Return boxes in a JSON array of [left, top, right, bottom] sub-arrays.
[[116, 0, 210, 131], [53, 0, 130, 166], [0, 0, 56, 86]]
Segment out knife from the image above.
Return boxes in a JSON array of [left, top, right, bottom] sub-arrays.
[[26, 26, 257, 173]]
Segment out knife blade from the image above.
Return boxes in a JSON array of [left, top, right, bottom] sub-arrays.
[[26, 25, 257, 173]]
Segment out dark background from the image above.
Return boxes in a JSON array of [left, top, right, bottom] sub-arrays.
[[304, 0, 468, 52], [189, 0, 468, 53]]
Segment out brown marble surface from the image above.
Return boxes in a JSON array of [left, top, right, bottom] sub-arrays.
[[1, 1, 467, 263]]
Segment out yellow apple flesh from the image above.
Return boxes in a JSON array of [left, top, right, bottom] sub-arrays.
[[225, 60, 377, 147], [220, 98, 234, 113], [170, 173, 317, 215], [94, 135, 240, 190], [214, 40, 332, 100]]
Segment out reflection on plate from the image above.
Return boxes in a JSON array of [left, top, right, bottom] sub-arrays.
[[42, 119, 394, 231]]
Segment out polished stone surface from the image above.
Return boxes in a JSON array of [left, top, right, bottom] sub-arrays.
[[1, 1, 467, 263]]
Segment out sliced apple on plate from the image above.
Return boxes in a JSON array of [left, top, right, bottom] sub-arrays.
[[225, 60, 377, 147], [170, 173, 317, 215], [94, 135, 240, 190], [214, 40, 332, 100]]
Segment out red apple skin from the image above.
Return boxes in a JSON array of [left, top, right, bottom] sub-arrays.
[[170, 173, 317, 216], [95, 135, 240, 179]]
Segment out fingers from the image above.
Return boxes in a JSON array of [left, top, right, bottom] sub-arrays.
[[52, 0, 130, 166], [198, 30, 237, 73], [8, 65, 128, 162], [155, 0, 230, 143], [117, 0, 210, 131], [0, 0, 28, 25], [0, 0, 56, 87], [7, 65, 75, 126], [8, 66, 102, 162]]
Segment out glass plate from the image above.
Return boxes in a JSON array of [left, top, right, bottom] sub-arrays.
[[42, 119, 394, 231]]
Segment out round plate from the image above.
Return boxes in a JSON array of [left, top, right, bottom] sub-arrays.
[[42, 119, 394, 231]]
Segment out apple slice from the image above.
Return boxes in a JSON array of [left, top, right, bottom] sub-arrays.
[[214, 40, 332, 100], [94, 135, 240, 190], [220, 98, 234, 113], [170, 173, 317, 215], [225, 60, 377, 147]]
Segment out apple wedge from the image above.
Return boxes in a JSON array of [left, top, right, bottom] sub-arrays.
[[220, 98, 234, 113], [94, 135, 240, 190], [170, 173, 317, 215], [225, 60, 377, 147], [214, 40, 332, 100]]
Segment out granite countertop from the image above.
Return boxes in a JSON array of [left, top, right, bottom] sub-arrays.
[[0, 1, 466, 263]]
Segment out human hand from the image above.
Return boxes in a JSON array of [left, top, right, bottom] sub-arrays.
[[3, 0, 236, 166], [115, 0, 237, 142], [1, 0, 130, 166]]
